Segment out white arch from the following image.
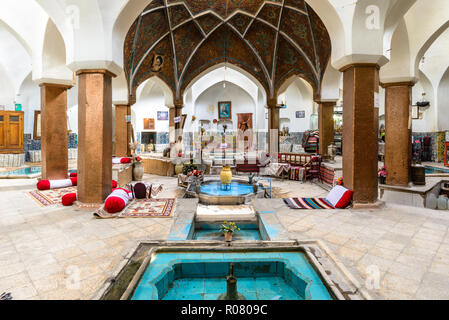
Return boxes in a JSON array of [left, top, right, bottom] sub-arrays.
[[305, 0, 346, 68], [136, 76, 174, 107], [190, 66, 259, 108], [112, 0, 153, 70], [34, 19, 73, 85], [182, 62, 267, 105]]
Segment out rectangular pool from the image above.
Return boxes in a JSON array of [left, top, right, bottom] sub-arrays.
[[131, 251, 333, 300]]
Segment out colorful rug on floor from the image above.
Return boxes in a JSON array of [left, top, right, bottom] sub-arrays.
[[284, 197, 335, 210], [94, 198, 176, 219], [27, 187, 77, 206]]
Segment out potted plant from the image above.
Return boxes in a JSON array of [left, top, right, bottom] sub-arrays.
[[378, 167, 387, 185], [133, 156, 144, 181], [220, 221, 240, 242]]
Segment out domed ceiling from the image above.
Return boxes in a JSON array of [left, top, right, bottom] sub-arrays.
[[124, 0, 331, 103]]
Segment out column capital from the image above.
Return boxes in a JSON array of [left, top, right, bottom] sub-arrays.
[[76, 69, 117, 78], [339, 63, 380, 73], [36, 80, 73, 89], [315, 99, 338, 105], [333, 54, 388, 71], [380, 81, 416, 89]]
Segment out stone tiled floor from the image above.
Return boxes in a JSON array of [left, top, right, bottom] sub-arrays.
[[1, 174, 449, 300]]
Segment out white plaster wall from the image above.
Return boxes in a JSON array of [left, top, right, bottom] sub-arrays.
[[437, 69, 449, 131], [278, 79, 314, 133], [132, 84, 170, 134], [192, 82, 256, 132], [67, 83, 78, 134]]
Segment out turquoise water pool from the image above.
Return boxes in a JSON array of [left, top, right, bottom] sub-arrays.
[[131, 251, 333, 300], [200, 182, 254, 196], [425, 166, 449, 175], [0, 166, 41, 176]]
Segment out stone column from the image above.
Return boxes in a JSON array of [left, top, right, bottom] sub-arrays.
[[40, 83, 72, 180], [318, 101, 335, 156], [77, 70, 114, 204], [115, 104, 130, 157], [340, 64, 380, 205], [267, 99, 281, 154], [169, 102, 183, 144], [382, 82, 413, 186]]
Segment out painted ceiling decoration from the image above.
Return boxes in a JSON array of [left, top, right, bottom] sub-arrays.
[[124, 0, 331, 103]]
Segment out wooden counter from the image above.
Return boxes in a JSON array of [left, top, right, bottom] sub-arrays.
[[142, 157, 175, 176]]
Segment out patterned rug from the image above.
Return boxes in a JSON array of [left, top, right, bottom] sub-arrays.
[[284, 198, 335, 210], [27, 187, 77, 207], [94, 198, 176, 219]]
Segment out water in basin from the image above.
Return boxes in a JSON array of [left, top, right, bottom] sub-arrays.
[[131, 251, 333, 300], [200, 182, 254, 196], [425, 166, 449, 175], [0, 166, 41, 176]]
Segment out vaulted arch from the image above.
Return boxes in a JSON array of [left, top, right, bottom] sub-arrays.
[[124, 0, 331, 102]]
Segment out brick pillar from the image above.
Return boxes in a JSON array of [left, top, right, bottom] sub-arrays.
[[382, 82, 413, 186], [40, 83, 72, 180], [77, 70, 114, 204], [115, 104, 130, 157], [267, 99, 281, 154], [318, 101, 335, 156], [169, 102, 183, 144], [340, 64, 380, 205]]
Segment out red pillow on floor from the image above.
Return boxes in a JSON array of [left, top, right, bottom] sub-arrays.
[[62, 193, 77, 206], [325, 185, 353, 209]]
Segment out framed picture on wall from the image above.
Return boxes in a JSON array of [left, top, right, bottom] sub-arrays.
[[296, 111, 306, 118], [144, 118, 155, 130], [157, 111, 168, 120], [218, 101, 232, 120], [411, 106, 419, 120], [33, 110, 41, 140]]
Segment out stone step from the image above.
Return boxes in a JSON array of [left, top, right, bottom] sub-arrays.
[[195, 204, 256, 222]]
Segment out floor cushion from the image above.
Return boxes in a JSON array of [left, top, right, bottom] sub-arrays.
[[325, 185, 353, 209]]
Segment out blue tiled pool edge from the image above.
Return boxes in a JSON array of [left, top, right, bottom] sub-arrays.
[[131, 251, 334, 301]]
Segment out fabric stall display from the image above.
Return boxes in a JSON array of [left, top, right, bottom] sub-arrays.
[[289, 167, 305, 181], [302, 130, 319, 153], [112, 157, 132, 164], [37, 177, 77, 191], [422, 136, 432, 162]]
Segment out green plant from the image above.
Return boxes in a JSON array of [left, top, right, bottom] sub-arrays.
[[182, 162, 198, 175], [220, 221, 240, 234]]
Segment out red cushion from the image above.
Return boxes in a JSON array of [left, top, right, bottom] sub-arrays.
[[120, 157, 132, 164], [69, 172, 77, 178], [326, 185, 353, 209], [112, 180, 118, 188], [104, 197, 126, 213], [70, 177, 78, 186], [37, 180, 51, 191], [62, 193, 77, 206]]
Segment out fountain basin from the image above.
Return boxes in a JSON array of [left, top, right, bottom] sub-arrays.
[[186, 179, 265, 205], [130, 251, 333, 300]]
